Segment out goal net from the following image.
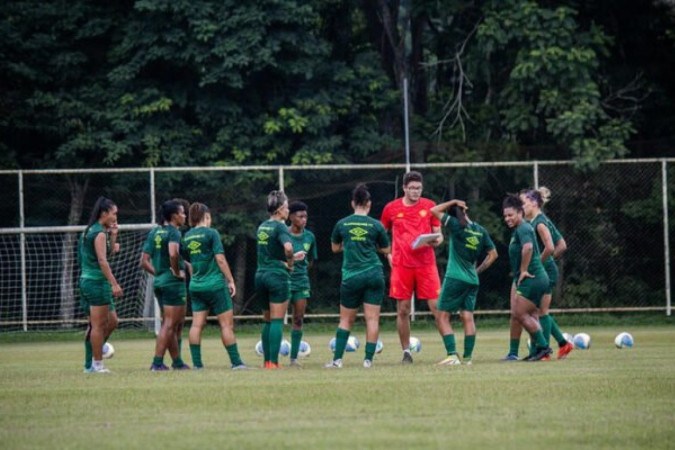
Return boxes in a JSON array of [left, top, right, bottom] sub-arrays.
[[0, 225, 154, 331]]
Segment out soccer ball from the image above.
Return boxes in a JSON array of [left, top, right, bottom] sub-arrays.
[[298, 340, 312, 358], [409, 336, 422, 353], [614, 332, 634, 349], [102, 342, 115, 359], [279, 339, 291, 357], [573, 333, 591, 350], [346, 336, 360, 352], [375, 339, 384, 354], [563, 332, 574, 344], [254, 340, 292, 357]]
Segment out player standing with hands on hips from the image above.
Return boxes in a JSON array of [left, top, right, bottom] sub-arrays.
[[381, 171, 443, 364], [79, 196, 122, 373]]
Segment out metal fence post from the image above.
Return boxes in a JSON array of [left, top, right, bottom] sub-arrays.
[[663, 160, 671, 316], [18, 171, 28, 331]]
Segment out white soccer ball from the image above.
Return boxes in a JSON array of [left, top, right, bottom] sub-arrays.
[[563, 332, 574, 344], [255, 340, 264, 356], [614, 332, 634, 349], [409, 336, 422, 353], [573, 333, 591, 350], [102, 342, 115, 359], [328, 337, 336, 351], [375, 339, 384, 354], [254, 339, 292, 356], [298, 340, 312, 358], [346, 336, 360, 352], [279, 339, 291, 357]]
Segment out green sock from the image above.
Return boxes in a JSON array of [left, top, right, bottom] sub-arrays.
[[190, 344, 203, 368], [225, 343, 243, 366], [509, 338, 520, 356], [334, 328, 350, 360], [290, 329, 303, 360], [540, 315, 553, 345], [442, 334, 457, 355], [365, 341, 377, 361], [171, 356, 186, 367], [550, 316, 567, 346], [261, 321, 271, 362], [84, 339, 92, 369], [152, 356, 163, 366], [532, 330, 548, 349], [463, 334, 476, 359], [269, 319, 284, 364]]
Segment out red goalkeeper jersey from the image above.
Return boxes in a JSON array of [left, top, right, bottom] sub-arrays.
[[380, 197, 440, 268]]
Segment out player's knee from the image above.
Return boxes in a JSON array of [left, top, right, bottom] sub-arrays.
[[293, 316, 304, 329]]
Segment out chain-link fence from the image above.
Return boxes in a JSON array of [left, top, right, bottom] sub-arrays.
[[0, 160, 672, 331]]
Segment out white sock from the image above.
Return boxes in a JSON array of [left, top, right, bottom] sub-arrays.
[[93, 360, 103, 369]]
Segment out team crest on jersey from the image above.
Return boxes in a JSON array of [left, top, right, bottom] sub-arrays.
[[258, 231, 269, 242], [154, 234, 162, 249], [349, 227, 368, 238], [419, 210, 428, 217], [466, 236, 479, 250], [303, 243, 311, 251], [396, 212, 404, 218], [187, 241, 201, 252]]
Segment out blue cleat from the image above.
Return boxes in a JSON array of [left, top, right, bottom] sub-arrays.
[[502, 353, 519, 362]]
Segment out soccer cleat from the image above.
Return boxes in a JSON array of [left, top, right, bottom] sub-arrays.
[[83, 367, 94, 374], [90, 366, 111, 374], [437, 354, 461, 366], [464, 358, 473, 366], [324, 359, 343, 369], [172, 363, 191, 370], [264, 361, 280, 370], [150, 363, 170, 371], [527, 346, 553, 362], [402, 351, 413, 365], [557, 342, 574, 360], [541, 354, 551, 361], [231, 364, 251, 371], [502, 353, 519, 362], [289, 359, 303, 368], [363, 359, 373, 369]]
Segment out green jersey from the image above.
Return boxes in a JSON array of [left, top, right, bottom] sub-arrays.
[[529, 213, 560, 280], [289, 228, 317, 287], [142, 225, 184, 288], [508, 221, 547, 281], [256, 219, 292, 274], [182, 227, 226, 292], [331, 214, 390, 280], [441, 213, 495, 285], [79, 223, 107, 281]]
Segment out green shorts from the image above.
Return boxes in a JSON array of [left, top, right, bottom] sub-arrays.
[[190, 287, 232, 315], [255, 270, 291, 308], [79, 278, 115, 314], [340, 267, 385, 309], [155, 283, 187, 308], [515, 274, 550, 307], [290, 289, 311, 302], [438, 278, 479, 313], [544, 265, 558, 294]]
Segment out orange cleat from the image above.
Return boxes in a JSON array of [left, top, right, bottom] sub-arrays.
[[557, 342, 574, 360]]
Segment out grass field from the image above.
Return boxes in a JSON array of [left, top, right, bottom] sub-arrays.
[[1, 323, 674, 449]]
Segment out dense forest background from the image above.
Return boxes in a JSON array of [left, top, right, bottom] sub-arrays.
[[1, 1, 673, 317]]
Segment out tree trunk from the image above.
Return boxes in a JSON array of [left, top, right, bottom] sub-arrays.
[[232, 236, 248, 314], [60, 176, 89, 327]]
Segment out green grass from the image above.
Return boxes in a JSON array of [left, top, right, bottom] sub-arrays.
[[1, 324, 674, 449]]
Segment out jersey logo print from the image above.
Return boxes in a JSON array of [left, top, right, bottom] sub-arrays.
[[303, 243, 311, 251], [419, 209, 428, 217], [258, 231, 269, 242], [154, 234, 162, 249], [396, 212, 404, 218], [187, 240, 201, 255], [349, 227, 368, 241], [466, 235, 480, 250]]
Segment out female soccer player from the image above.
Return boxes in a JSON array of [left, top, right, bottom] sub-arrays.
[[256, 190, 295, 369], [430, 199, 498, 365], [502, 194, 552, 361], [182, 203, 247, 370], [520, 188, 573, 359], [79, 196, 122, 373], [140, 200, 190, 371], [287, 201, 318, 367], [325, 183, 391, 369]]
